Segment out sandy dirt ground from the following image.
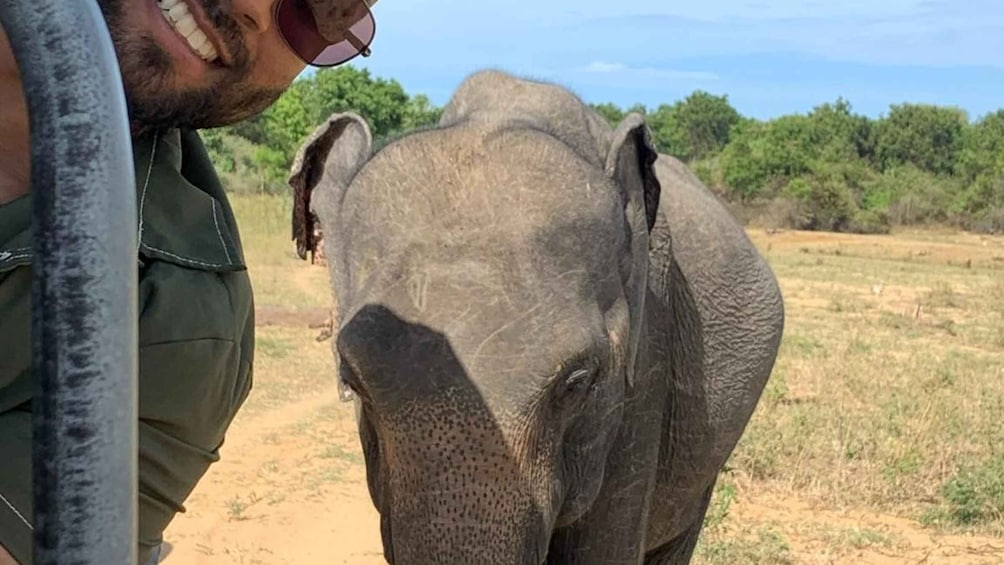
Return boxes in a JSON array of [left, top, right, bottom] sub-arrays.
[[160, 316, 387, 565]]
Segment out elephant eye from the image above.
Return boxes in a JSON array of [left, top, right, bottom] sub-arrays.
[[565, 369, 595, 394], [551, 354, 599, 408], [553, 367, 598, 410]]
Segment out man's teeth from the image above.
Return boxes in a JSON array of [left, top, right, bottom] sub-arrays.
[[156, 0, 219, 63]]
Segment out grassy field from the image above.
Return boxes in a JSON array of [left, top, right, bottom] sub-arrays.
[[162, 193, 1004, 565], [697, 227, 1004, 564]]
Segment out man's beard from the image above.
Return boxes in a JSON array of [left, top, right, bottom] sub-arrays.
[[97, 0, 286, 134]]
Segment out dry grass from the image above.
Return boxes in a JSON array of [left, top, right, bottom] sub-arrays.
[[231, 194, 332, 309], [227, 194, 1004, 564], [693, 227, 1004, 563]]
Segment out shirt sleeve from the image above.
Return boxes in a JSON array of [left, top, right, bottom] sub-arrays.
[[132, 262, 255, 551]]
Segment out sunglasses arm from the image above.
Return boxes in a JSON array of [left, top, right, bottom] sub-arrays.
[[345, 30, 371, 57]]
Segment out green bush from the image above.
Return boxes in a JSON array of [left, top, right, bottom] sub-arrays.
[[863, 165, 956, 225], [849, 208, 892, 234], [929, 455, 1004, 527]]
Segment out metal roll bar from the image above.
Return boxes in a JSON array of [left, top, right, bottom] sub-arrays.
[[0, 0, 138, 563]]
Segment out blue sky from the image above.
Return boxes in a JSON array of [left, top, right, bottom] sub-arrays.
[[331, 0, 1004, 121]]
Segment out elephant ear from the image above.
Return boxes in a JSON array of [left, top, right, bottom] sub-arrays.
[[289, 112, 373, 263], [605, 112, 661, 388]]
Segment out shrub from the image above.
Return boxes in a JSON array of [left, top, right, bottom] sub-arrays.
[[849, 208, 892, 234], [969, 207, 1004, 234], [863, 165, 956, 225]]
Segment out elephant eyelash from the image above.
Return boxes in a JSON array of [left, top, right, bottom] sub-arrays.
[[552, 353, 601, 401], [565, 369, 594, 392], [557, 352, 600, 376]]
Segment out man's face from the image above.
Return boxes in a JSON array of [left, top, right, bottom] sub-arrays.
[[97, 0, 308, 132]]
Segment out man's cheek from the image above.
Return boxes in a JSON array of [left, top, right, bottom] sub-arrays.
[[255, 49, 306, 90]]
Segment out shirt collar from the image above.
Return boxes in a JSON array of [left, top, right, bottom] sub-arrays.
[[0, 128, 246, 273]]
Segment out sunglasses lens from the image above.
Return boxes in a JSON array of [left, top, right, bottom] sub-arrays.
[[314, 12, 375, 65], [277, 0, 376, 67]]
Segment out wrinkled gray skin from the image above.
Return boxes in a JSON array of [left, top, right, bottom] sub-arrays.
[[288, 70, 784, 564]]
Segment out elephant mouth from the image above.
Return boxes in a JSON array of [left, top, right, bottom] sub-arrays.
[[381, 512, 395, 563]]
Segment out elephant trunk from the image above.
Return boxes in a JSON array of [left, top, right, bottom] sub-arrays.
[[338, 306, 561, 562], [375, 407, 557, 565]]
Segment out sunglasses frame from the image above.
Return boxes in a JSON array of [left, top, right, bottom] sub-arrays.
[[275, 0, 377, 68]]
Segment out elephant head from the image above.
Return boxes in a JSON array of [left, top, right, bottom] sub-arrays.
[[288, 71, 661, 563]]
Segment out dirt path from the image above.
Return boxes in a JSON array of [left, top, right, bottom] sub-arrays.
[[161, 380, 385, 565], [160, 304, 1004, 564]]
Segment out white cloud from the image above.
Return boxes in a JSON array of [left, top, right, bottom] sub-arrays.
[[579, 61, 629, 73], [574, 61, 719, 81]]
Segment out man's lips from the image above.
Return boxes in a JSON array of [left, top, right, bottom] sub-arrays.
[[156, 0, 234, 67], [178, 0, 233, 67]]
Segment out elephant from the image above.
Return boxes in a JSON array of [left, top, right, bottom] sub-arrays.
[[287, 69, 785, 564]]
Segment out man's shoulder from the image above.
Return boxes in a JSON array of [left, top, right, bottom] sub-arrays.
[[0, 131, 255, 413], [133, 128, 248, 273], [0, 127, 256, 347], [134, 128, 255, 348]]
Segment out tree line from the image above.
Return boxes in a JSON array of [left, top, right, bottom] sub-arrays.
[[203, 66, 1003, 234]]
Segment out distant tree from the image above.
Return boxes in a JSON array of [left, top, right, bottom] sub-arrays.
[[591, 102, 626, 126], [402, 94, 443, 130], [719, 119, 772, 201], [628, 103, 648, 114], [648, 91, 741, 161], [225, 112, 268, 146], [873, 103, 968, 175], [260, 80, 313, 163], [958, 110, 1004, 183], [952, 110, 1004, 221], [805, 98, 875, 162], [305, 66, 412, 140]]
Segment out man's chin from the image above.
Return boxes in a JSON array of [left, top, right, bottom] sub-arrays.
[[125, 82, 285, 134], [97, 0, 283, 133]]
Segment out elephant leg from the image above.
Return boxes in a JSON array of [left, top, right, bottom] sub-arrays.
[[642, 483, 715, 565]]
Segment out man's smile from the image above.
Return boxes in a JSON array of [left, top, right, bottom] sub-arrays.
[[153, 0, 227, 69]]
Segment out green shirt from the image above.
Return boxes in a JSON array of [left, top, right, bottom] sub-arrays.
[[0, 128, 255, 564]]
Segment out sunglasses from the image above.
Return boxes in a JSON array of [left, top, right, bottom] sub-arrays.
[[276, 0, 376, 67]]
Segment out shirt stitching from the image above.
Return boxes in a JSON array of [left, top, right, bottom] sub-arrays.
[[0, 491, 33, 531], [4, 130, 241, 270], [0, 247, 31, 264], [210, 200, 233, 264], [140, 243, 228, 269], [134, 134, 237, 268], [136, 132, 159, 249]]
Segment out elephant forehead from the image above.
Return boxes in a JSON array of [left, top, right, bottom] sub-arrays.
[[341, 125, 625, 242], [340, 230, 627, 331], [340, 282, 607, 376]]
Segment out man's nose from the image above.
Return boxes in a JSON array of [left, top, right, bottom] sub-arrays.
[[230, 0, 274, 34]]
